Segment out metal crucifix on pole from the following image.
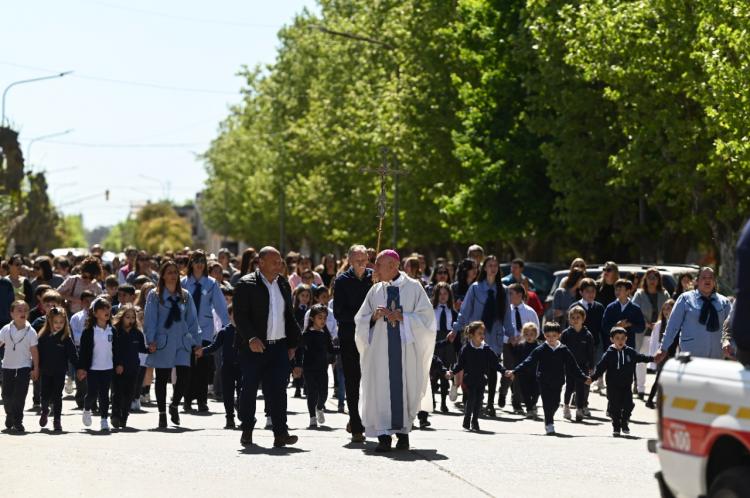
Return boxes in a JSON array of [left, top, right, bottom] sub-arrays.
[[360, 146, 404, 254]]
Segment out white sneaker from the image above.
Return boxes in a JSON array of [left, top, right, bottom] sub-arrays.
[[563, 405, 572, 420], [545, 423, 555, 435], [265, 416, 273, 429], [144, 393, 151, 403], [308, 416, 317, 428], [316, 409, 325, 425], [100, 418, 110, 431], [449, 383, 458, 402], [64, 378, 74, 395], [82, 410, 92, 427]]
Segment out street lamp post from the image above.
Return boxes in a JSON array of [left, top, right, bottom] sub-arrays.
[[1, 71, 74, 126], [26, 128, 74, 167], [312, 25, 404, 249]]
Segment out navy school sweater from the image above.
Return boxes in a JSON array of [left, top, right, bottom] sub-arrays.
[[295, 327, 335, 371], [37, 332, 78, 376], [512, 342, 587, 386], [560, 326, 596, 371], [113, 327, 147, 375], [591, 345, 653, 388], [203, 324, 238, 366], [453, 342, 506, 388]]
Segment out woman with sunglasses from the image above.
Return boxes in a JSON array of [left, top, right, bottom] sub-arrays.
[[426, 265, 451, 299], [596, 261, 620, 307], [31, 256, 64, 295], [632, 268, 671, 399], [180, 251, 229, 412], [125, 251, 159, 285], [56, 257, 103, 313], [144, 260, 202, 429], [6, 255, 33, 305]]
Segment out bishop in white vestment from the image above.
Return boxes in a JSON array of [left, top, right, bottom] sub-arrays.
[[354, 250, 436, 451]]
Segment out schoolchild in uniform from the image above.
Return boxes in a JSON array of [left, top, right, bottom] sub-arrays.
[[295, 304, 335, 429], [507, 322, 591, 435], [560, 306, 595, 422], [591, 327, 654, 436], [111, 304, 147, 429], [0, 301, 40, 432], [513, 322, 541, 418], [202, 304, 242, 429], [77, 297, 115, 431], [452, 321, 507, 432], [36, 306, 78, 431]]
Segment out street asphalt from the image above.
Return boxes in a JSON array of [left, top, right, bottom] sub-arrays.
[[1, 376, 661, 498]]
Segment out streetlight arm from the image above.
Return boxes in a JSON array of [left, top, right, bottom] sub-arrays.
[[2, 71, 74, 126]]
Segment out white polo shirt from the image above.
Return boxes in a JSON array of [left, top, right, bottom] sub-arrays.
[[0, 322, 38, 369]]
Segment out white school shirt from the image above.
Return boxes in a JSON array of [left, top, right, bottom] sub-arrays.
[[0, 322, 38, 369], [70, 309, 88, 347], [90, 325, 114, 371], [260, 273, 285, 341], [433, 304, 456, 332], [509, 303, 540, 342]]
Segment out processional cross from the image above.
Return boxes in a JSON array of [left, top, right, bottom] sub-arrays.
[[360, 147, 404, 254]]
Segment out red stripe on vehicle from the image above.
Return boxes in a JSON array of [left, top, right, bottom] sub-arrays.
[[661, 418, 750, 457]]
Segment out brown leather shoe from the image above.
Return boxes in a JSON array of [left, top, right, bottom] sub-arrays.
[[273, 434, 298, 448], [351, 433, 366, 443]]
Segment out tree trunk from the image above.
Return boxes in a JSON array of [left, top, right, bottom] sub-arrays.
[[710, 220, 739, 294]]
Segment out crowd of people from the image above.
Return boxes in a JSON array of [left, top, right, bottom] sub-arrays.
[[0, 235, 746, 448]]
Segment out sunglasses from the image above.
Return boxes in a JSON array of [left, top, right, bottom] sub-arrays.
[[603, 268, 614, 273]]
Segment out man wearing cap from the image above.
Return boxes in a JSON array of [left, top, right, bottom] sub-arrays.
[[354, 250, 436, 452]]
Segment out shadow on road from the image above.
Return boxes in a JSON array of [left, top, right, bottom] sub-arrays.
[[237, 445, 309, 456]]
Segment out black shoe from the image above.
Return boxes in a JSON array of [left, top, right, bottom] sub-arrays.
[[441, 404, 449, 414], [486, 407, 496, 418], [39, 410, 49, 428], [622, 421, 630, 434], [197, 405, 209, 413], [111, 415, 122, 429], [158, 413, 167, 429], [375, 435, 392, 453], [182, 403, 193, 413], [395, 433, 409, 450], [225, 417, 236, 430], [241, 429, 253, 446], [4, 418, 13, 430], [14, 424, 25, 433], [645, 400, 656, 409], [419, 418, 430, 429], [471, 420, 480, 432], [637, 393, 645, 401], [273, 434, 298, 447], [169, 405, 180, 425], [462, 419, 471, 430], [121, 416, 128, 429], [53, 418, 62, 432], [293, 388, 302, 398]]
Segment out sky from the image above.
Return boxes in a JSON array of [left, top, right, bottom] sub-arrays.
[[1, 0, 317, 230]]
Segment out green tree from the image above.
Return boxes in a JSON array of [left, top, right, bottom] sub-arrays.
[[55, 214, 87, 248]]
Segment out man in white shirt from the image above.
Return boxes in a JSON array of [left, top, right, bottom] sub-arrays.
[[499, 283, 539, 413], [233, 247, 302, 448], [0, 301, 39, 432]]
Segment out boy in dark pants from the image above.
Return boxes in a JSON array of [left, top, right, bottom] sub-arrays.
[[0, 301, 40, 433], [203, 304, 242, 429], [561, 306, 595, 422], [452, 321, 507, 432], [294, 304, 335, 429], [508, 322, 591, 435], [591, 327, 654, 436], [417, 354, 452, 429], [513, 323, 541, 418]]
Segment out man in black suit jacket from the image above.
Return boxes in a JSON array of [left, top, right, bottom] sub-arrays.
[[233, 246, 301, 448]]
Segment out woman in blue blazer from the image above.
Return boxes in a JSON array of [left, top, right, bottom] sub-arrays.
[[144, 260, 202, 429], [180, 250, 229, 412]]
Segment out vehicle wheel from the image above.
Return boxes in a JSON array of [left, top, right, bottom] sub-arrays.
[[656, 472, 677, 498], [708, 466, 750, 498]]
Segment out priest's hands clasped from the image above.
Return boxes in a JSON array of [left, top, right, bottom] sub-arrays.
[[372, 306, 403, 323]]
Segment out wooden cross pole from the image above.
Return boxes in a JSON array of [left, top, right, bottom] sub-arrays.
[[360, 147, 404, 254]]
